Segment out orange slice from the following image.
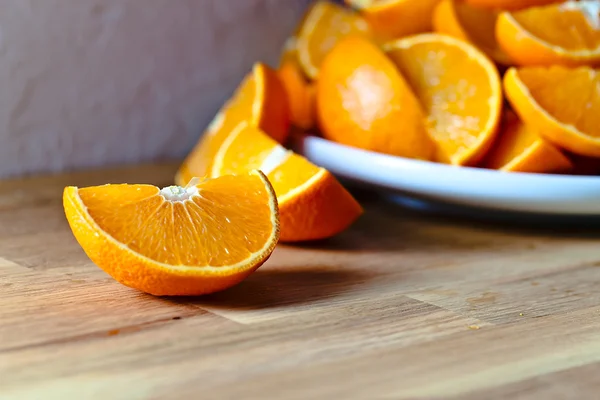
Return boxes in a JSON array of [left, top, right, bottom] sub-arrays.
[[384, 33, 503, 166], [278, 60, 316, 130], [504, 66, 600, 157], [175, 63, 290, 187], [497, 1, 600, 67], [63, 171, 280, 296], [483, 111, 572, 173], [297, 1, 371, 80], [346, 0, 442, 40], [464, 0, 562, 11], [316, 36, 435, 160], [432, 0, 511, 65], [211, 122, 363, 242]]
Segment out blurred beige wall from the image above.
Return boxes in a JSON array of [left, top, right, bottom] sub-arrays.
[[0, 0, 309, 178]]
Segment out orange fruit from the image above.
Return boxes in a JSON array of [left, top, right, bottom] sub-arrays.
[[175, 63, 290, 187], [63, 171, 280, 296], [464, 0, 561, 11], [297, 1, 371, 80], [211, 122, 363, 242], [316, 36, 435, 161], [496, 1, 600, 67], [432, 0, 511, 65], [483, 111, 572, 173], [345, 0, 442, 40], [384, 33, 503, 166], [278, 60, 316, 130], [504, 66, 600, 157]]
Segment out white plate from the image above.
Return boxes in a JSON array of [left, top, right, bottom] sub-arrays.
[[291, 135, 600, 216]]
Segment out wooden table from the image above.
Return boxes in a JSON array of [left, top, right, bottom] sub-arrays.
[[2, 163, 600, 399]]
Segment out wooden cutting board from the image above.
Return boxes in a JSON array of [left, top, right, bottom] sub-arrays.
[[1, 163, 600, 399]]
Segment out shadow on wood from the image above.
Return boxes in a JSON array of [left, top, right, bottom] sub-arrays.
[[172, 266, 375, 310]]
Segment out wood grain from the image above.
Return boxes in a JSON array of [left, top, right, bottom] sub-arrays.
[[1, 163, 600, 399]]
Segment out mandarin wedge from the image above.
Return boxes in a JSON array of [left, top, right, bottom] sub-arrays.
[[464, 0, 561, 11], [345, 0, 442, 40], [317, 36, 435, 160], [211, 122, 363, 242], [297, 1, 371, 80], [483, 111, 572, 173], [384, 34, 502, 166], [278, 60, 316, 130], [504, 66, 600, 157], [63, 171, 279, 296], [497, 1, 600, 67], [433, 0, 511, 65], [176, 63, 289, 187]]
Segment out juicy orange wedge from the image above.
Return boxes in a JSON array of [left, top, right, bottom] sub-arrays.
[[63, 171, 280, 296], [297, 1, 371, 80], [433, 0, 511, 65], [496, 1, 600, 67], [278, 60, 316, 130], [346, 0, 442, 40], [464, 0, 562, 11], [483, 111, 572, 173], [211, 122, 363, 242], [176, 63, 290, 187], [504, 66, 600, 157], [384, 33, 503, 166], [317, 36, 435, 161]]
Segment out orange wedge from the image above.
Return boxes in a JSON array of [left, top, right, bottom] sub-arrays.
[[63, 171, 280, 296], [504, 66, 600, 157], [175, 63, 290, 187], [464, 0, 562, 11], [317, 36, 435, 160], [433, 0, 511, 65], [211, 122, 363, 242], [483, 111, 572, 173], [346, 0, 442, 40], [278, 60, 316, 130], [384, 34, 503, 166], [497, 1, 600, 67], [297, 1, 371, 80]]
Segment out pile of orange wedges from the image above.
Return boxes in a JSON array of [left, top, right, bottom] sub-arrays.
[[63, 0, 600, 297], [269, 0, 600, 176]]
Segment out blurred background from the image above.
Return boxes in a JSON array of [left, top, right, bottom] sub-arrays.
[[0, 0, 311, 178]]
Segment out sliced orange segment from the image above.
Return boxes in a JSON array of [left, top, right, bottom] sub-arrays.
[[211, 122, 363, 242], [504, 66, 600, 157], [175, 63, 290, 187], [317, 36, 435, 160], [63, 171, 279, 296], [433, 0, 511, 65], [346, 0, 442, 40], [297, 1, 371, 80], [496, 1, 600, 67], [483, 111, 572, 173], [278, 60, 316, 130], [384, 34, 503, 166], [464, 0, 562, 11]]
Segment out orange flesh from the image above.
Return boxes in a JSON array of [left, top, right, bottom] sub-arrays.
[[446, 0, 510, 64], [513, 4, 600, 51], [214, 125, 321, 200], [484, 114, 539, 168], [78, 175, 273, 267], [516, 67, 600, 137], [298, 1, 370, 79], [386, 40, 497, 161]]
